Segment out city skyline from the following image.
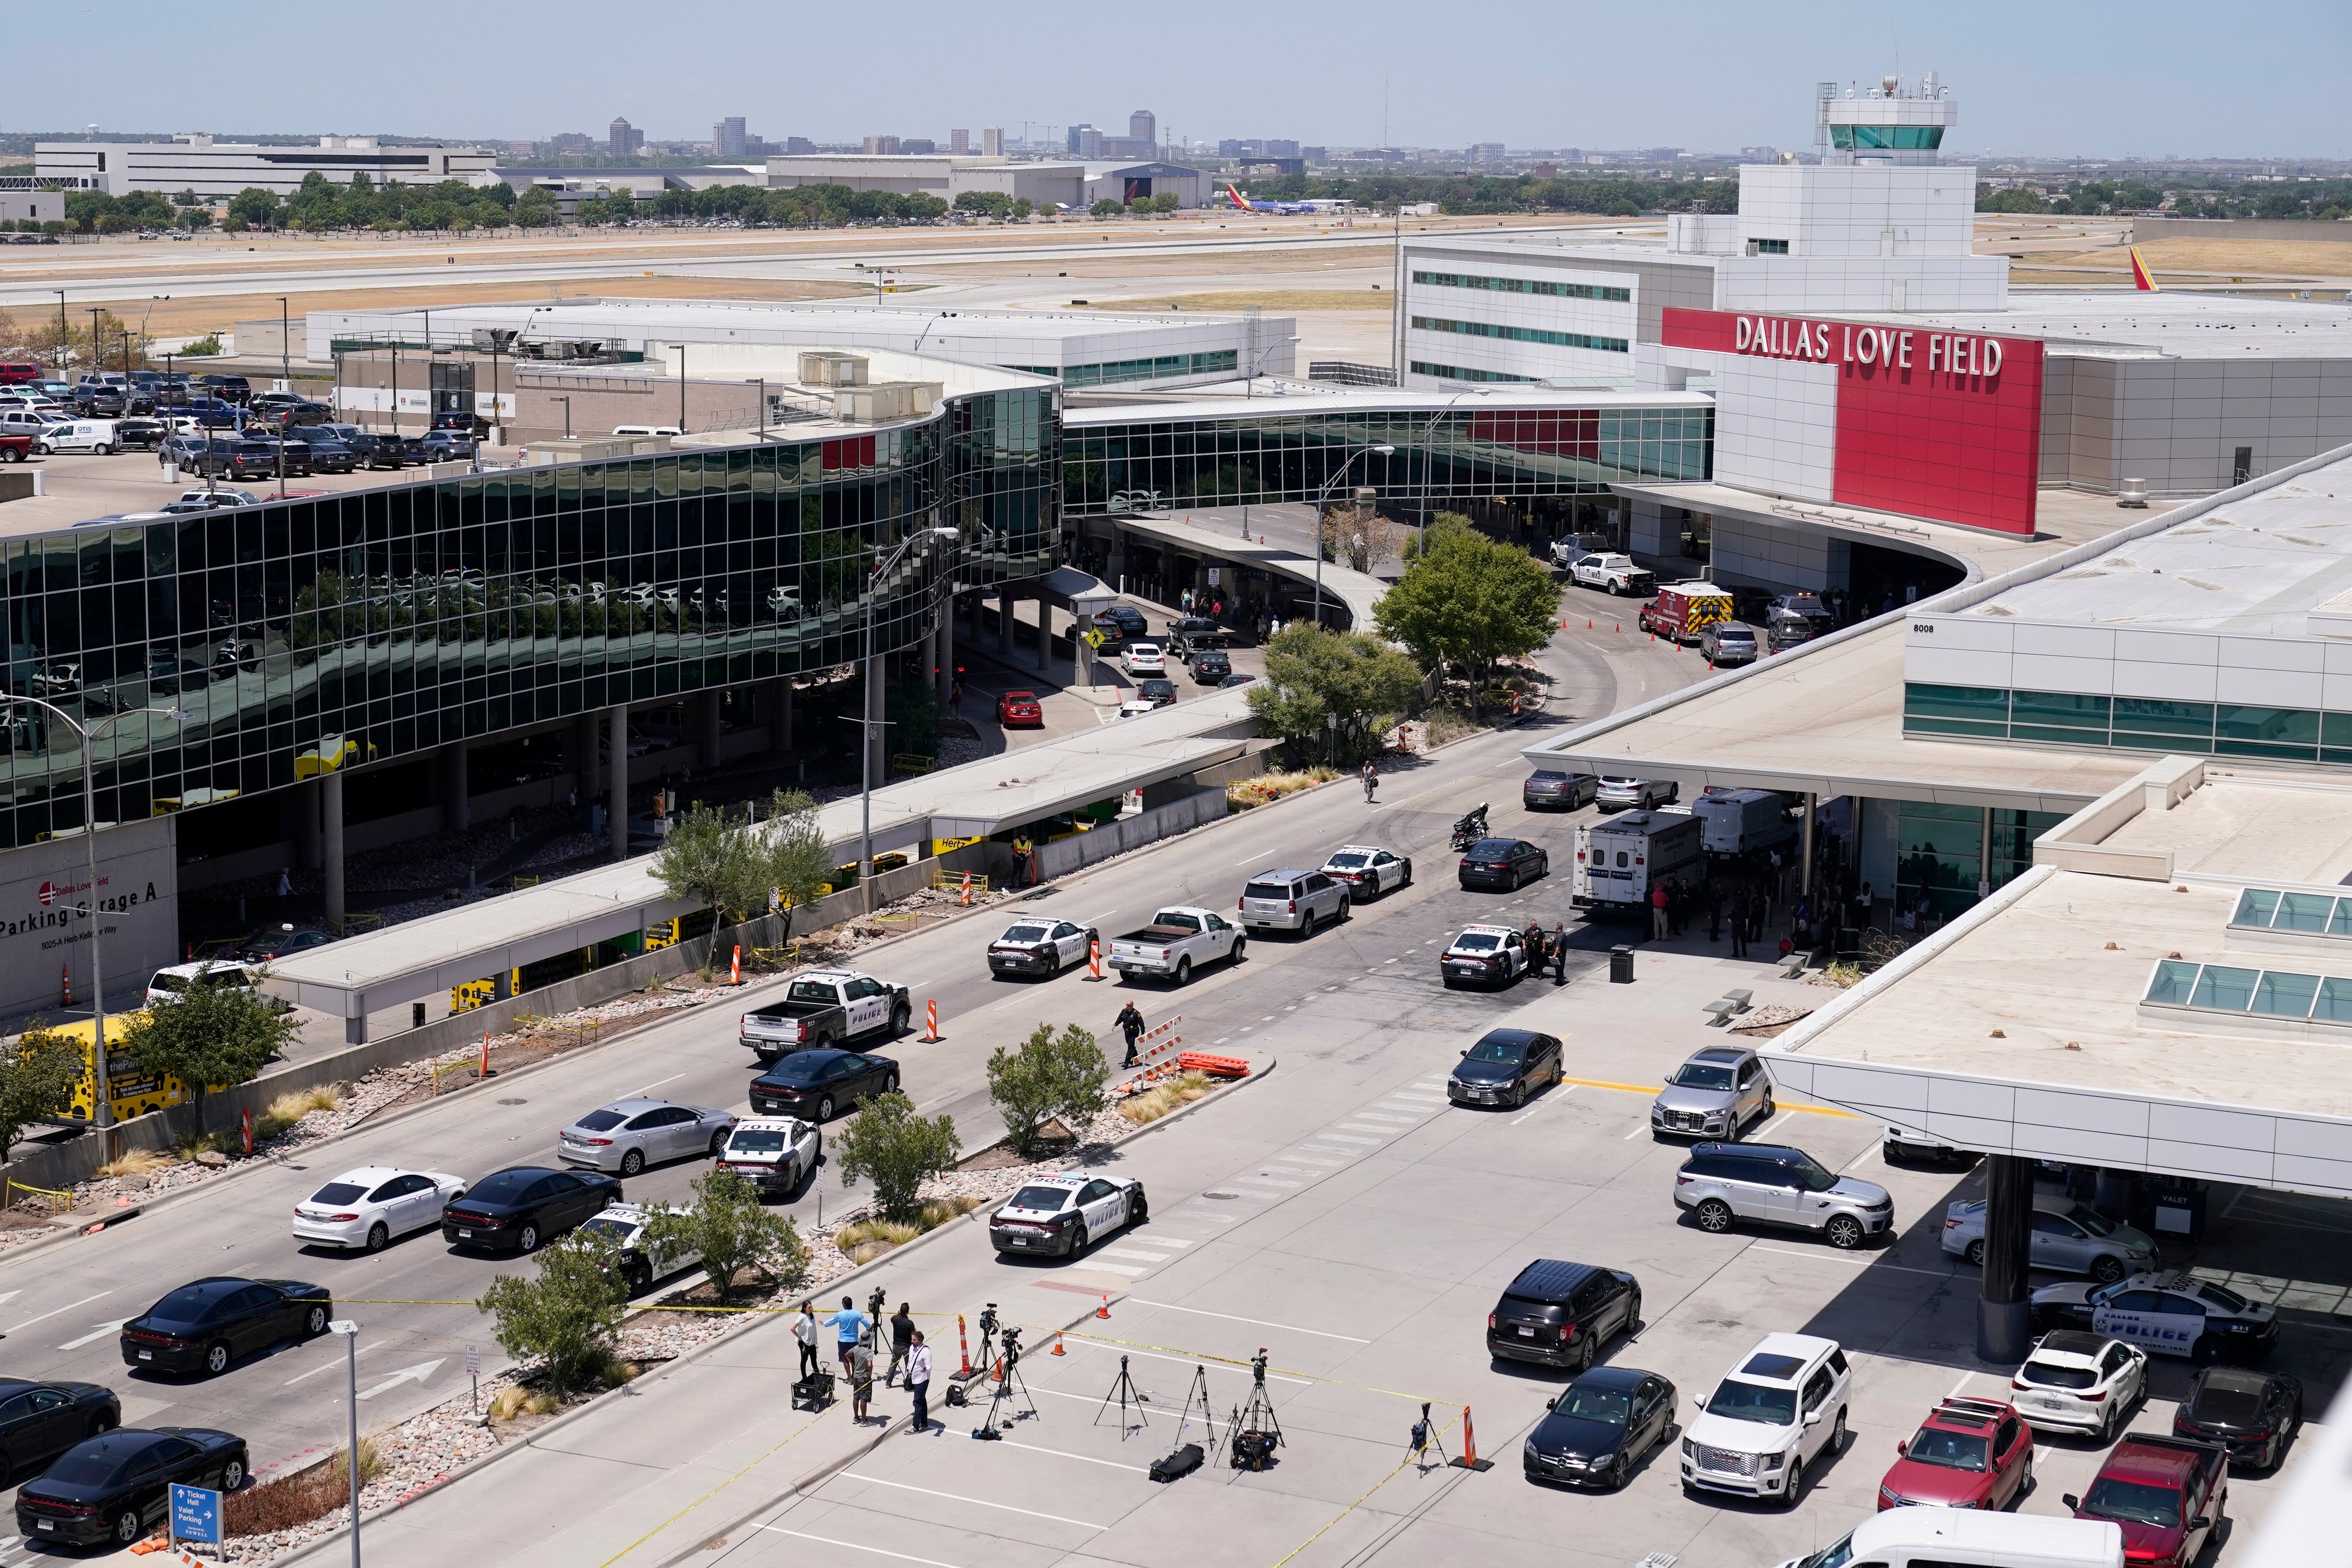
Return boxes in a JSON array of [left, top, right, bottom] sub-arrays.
[[2, 0, 2348, 160]]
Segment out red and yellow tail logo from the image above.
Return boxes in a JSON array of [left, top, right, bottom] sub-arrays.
[[2127, 245, 2160, 292], [1224, 182, 1255, 212]]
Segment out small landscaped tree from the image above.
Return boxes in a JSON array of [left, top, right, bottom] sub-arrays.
[[641, 1167, 809, 1298], [835, 1091, 960, 1222], [476, 1230, 629, 1392], [760, 789, 834, 943], [653, 802, 781, 966], [118, 970, 301, 1116], [987, 1023, 1112, 1158], [0, 1021, 84, 1162]]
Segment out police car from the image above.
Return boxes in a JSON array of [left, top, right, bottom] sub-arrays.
[[1319, 844, 1412, 900], [575, 1201, 700, 1296], [1440, 924, 1532, 989], [2029, 1269, 2278, 1361], [986, 1171, 1147, 1259]]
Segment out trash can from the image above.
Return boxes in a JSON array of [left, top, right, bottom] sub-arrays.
[[1609, 945, 1634, 984]]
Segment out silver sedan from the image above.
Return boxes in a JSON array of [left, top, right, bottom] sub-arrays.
[[558, 1097, 737, 1176]]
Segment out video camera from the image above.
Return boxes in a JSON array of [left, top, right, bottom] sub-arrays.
[[998, 1324, 1023, 1368], [978, 1303, 999, 1338]]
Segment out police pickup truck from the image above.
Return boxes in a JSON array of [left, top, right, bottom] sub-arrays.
[[739, 970, 911, 1065], [1108, 906, 1246, 986]]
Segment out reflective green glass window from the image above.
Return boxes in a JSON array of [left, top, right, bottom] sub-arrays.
[[2145, 960, 2199, 1006], [2111, 698, 2213, 739], [2314, 977, 2352, 1023], [2232, 888, 2281, 927], [2252, 970, 2320, 1018], [2188, 965, 2258, 1011], [2010, 690, 2110, 731], [2277, 892, 2334, 932]]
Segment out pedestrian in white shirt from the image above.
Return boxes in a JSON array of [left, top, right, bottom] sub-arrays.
[[906, 1331, 933, 1432], [793, 1301, 819, 1382]]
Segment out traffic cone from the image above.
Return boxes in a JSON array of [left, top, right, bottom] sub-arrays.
[[1089, 939, 1103, 980], [1050, 1333, 1066, 1356], [1097, 1294, 1112, 1320], [1615, 623, 1621, 633], [1587, 618, 1593, 630], [731, 945, 742, 984], [957, 1314, 972, 1377], [925, 999, 940, 1042]]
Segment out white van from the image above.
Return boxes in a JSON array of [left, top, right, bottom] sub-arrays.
[[145, 960, 262, 1007], [1777, 1509, 2124, 1568], [611, 425, 683, 437], [34, 420, 121, 456]]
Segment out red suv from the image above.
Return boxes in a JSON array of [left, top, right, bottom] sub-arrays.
[[2064, 1433, 2228, 1568], [1878, 1396, 2034, 1511], [0, 363, 40, 387]]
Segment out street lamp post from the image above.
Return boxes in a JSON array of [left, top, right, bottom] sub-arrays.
[[554, 396, 572, 439], [1413, 387, 1494, 554], [1240, 335, 1303, 540], [1309, 444, 1395, 627], [856, 527, 960, 907], [54, 290, 68, 379], [330, 1318, 360, 1568], [2, 696, 186, 1132]]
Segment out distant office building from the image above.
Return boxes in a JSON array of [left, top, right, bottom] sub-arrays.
[[950, 129, 969, 155], [550, 131, 593, 155], [1739, 144, 1780, 162], [609, 118, 644, 157], [1129, 110, 1156, 144], [1068, 124, 1102, 159], [715, 117, 748, 159], [34, 134, 494, 198], [1301, 146, 1326, 162], [785, 137, 816, 156], [902, 138, 937, 156], [1469, 142, 1505, 162], [1263, 140, 1300, 158], [980, 127, 1003, 156], [863, 134, 903, 155]]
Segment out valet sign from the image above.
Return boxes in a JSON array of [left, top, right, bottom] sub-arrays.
[[1729, 315, 2007, 379]]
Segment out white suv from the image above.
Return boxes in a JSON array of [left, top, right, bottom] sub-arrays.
[[1680, 1332, 1850, 1507]]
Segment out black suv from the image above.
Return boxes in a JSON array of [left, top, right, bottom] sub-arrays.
[[346, 431, 418, 469], [1487, 1258, 1642, 1371], [197, 440, 284, 482], [298, 432, 358, 473], [197, 374, 251, 405], [73, 382, 130, 417], [111, 418, 168, 452]]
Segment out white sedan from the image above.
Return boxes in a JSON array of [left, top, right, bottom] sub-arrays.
[[1119, 641, 1166, 676], [292, 1166, 468, 1253]]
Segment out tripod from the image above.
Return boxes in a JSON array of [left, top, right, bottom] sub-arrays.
[[1408, 1401, 1452, 1470], [1173, 1364, 1217, 1453], [1094, 1355, 1151, 1438], [972, 1335, 1036, 1439], [1227, 1349, 1284, 1469]]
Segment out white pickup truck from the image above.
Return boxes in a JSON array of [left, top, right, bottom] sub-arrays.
[[739, 970, 910, 1065], [1561, 550, 1657, 597], [1108, 906, 1246, 986]]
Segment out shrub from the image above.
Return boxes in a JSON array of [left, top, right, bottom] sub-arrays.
[[988, 1023, 1111, 1158], [0, 1022, 85, 1161], [834, 1091, 960, 1221], [832, 1195, 982, 1262], [223, 1442, 379, 1536], [641, 1167, 807, 1297], [1117, 1070, 1215, 1126], [476, 1230, 629, 1392], [96, 1148, 172, 1180], [254, 1084, 340, 1141]]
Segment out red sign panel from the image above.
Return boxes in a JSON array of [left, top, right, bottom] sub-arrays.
[[1661, 308, 2044, 535]]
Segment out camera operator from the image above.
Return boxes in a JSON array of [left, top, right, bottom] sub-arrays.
[[887, 1301, 915, 1387]]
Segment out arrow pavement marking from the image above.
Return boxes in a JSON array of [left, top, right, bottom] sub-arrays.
[[57, 1319, 130, 1351], [356, 1358, 445, 1401]]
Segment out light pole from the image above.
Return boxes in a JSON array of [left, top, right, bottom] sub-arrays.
[[1240, 335, 1303, 541], [330, 1318, 360, 1568], [3, 696, 186, 1130], [1310, 444, 1394, 627], [277, 296, 290, 393], [554, 395, 571, 439], [54, 290, 67, 379], [1413, 387, 1494, 553], [856, 527, 959, 904]]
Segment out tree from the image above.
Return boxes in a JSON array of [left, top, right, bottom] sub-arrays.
[[1011, 197, 1034, 219], [953, 190, 1012, 218], [1320, 499, 1398, 574], [640, 1167, 808, 1297], [477, 1230, 628, 1392], [835, 1091, 960, 1221], [515, 188, 560, 228], [652, 802, 780, 965], [987, 1023, 1111, 1158], [1145, 193, 1180, 214], [757, 788, 832, 942], [0, 1022, 83, 1162], [1244, 624, 1425, 764], [1089, 198, 1123, 217], [117, 970, 300, 1113], [226, 187, 279, 230], [178, 333, 223, 356], [1374, 513, 1558, 693]]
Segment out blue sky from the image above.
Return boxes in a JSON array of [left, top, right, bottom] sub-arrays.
[[11, 1, 2349, 159]]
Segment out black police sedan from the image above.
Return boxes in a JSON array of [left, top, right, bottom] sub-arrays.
[[120, 1277, 332, 1376], [2173, 1364, 2303, 1471], [749, 1049, 900, 1122], [1523, 1366, 1677, 1490], [1449, 1028, 1564, 1110], [1457, 837, 1548, 891], [0, 1379, 121, 1485], [15, 1426, 247, 1548], [440, 1165, 623, 1253]]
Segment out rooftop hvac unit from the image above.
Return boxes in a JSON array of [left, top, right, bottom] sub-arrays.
[[799, 352, 869, 387], [470, 328, 520, 352]]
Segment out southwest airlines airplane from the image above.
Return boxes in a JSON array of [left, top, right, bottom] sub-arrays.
[[1223, 182, 1317, 216]]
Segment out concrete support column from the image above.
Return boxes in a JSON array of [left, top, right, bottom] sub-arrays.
[[769, 676, 795, 754], [321, 770, 346, 929], [1976, 1154, 2037, 1363], [608, 703, 629, 862], [575, 710, 601, 802], [288, 783, 321, 871], [698, 690, 723, 771], [1979, 805, 1995, 903], [1799, 791, 1817, 897], [1035, 596, 1052, 672], [933, 613, 954, 715], [442, 743, 470, 834]]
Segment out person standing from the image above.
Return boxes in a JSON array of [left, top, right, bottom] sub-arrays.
[[1361, 759, 1378, 803], [1551, 921, 1570, 986], [794, 1301, 820, 1383], [1729, 887, 1750, 958], [1649, 881, 1669, 942], [848, 1336, 875, 1423], [887, 1302, 915, 1387], [906, 1330, 933, 1433], [1854, 881, 1875, 932], [1706, 881, 1725, 943], [1010, 834, 1032, 887], [1116, 1000, 1146, 1067], [828, 1294, 869, 1378]]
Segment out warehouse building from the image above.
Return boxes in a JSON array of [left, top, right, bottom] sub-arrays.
[[34, 134, 495, 198]]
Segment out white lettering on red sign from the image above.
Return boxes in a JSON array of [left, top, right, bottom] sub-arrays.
[[1728, 315, 2005, 380], [36, 881, 53, 907]]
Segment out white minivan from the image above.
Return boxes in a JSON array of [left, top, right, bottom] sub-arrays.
[[34, 420, 121, 456], [145, 960, 262, 1007], [1776, 1508, 2123, 1568]]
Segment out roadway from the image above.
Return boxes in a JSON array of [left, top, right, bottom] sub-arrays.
[[0, 611, 1693, 1508]]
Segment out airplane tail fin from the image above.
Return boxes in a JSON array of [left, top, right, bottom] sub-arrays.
[[2127, 245, 2161, 292], [1224, 182, 1252, 212]]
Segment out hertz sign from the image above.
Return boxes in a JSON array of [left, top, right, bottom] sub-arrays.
[[1662, 307, 2045, 535]]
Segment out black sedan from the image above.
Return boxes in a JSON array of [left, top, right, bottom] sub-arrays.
[[0, 1380, 120, 1485], [441, 1166, 623, 1253], [749, 1049, 900, 1121], [2173, 1364, 2302, 1471], [1459, 837, 1548, 891], [1447, 1028, 1563, 1109], [1522, 769, 1599, 811], [16, 1426, 247, 1548], [1191, 648, 1232, 684], [1524, 1368, 1678, 1491], [120, 1277, 332, 1377]]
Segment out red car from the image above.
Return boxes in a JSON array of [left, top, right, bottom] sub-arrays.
[[2064, 1433, 2228, 1568], [997, 690, 1044, 727], [0, 434, 30, 464], [1878, 1396, 2034, 1512]]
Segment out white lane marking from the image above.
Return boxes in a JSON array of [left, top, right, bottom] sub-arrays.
[[1102, 1249, 1170, 1262], [1746, 1245, 1952, 1279], [1624, 1123, 1652, 1140], [1350, 1113, 1419, 1124], [1947, 1370, 1981, 1400], [1233, 852, 1275, 866], [3, 1291, 112, 1336], [1317, 1133, 1381, 1145], [995, 1438, 1149, 1473], [1139, 1237, 1193, 1247], [755, 1527, 965, 1567], [1752, 1110, 1796, 1142], [1227, 1179, 1297, 1191], [1297, 1145, 1357, 1156], [633, 1072, 684, 1095], [1284, 1156, 1344, 1167], [1843, 1143, 1883, 1173], [1333, 1125, 1397, 1135], [1514, 1085, 1580, 1124], [837, 1473, 1103, 1530], [56, 1318, 132, 1351], [1128, 1299, 1371, 1343], [286, 1343, 382, 1384], [1072, 1262, 1149, 1276], [356, 1358, 445, 1401]]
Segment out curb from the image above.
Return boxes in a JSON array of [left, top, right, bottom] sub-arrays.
[[0, 891, 1031, 1277], [271, 1053, 1278, 1568]]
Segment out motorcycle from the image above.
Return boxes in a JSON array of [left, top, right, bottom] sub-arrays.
[[1449, 803, 1490, 852]]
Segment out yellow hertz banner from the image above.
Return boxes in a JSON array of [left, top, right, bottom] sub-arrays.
[[48, 1015, 189, 1123]]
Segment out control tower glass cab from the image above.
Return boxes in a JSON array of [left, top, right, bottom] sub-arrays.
[[1815, 72, 1958, 165]]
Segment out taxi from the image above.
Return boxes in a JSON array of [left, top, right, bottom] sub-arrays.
[[2030, 1269, 2278, 1361]]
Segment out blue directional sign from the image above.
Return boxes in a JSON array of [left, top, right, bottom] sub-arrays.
[[170, 1483, 221, 1546]]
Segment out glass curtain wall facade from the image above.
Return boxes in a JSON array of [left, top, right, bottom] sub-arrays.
[[1903, 684, 2352, 765], [0, 387, 1055, 846], [1064, 404, 1711, 516], [1894, 800, 2066, 920]]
